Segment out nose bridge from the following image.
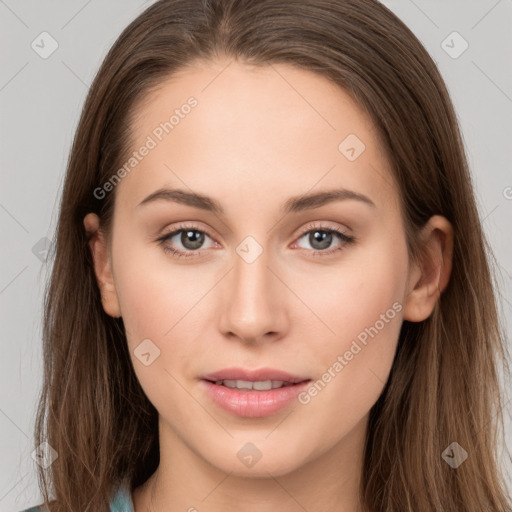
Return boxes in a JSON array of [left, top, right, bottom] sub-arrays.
[[220, 237, 285, 340]]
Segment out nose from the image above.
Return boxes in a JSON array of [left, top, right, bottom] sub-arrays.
[[218, 246, 288, 345]]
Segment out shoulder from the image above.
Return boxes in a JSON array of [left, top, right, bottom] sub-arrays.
[[19, 483, 133, 512]]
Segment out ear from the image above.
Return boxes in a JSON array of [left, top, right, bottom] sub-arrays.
[[402, 215, 454, 322], [83, 213, 122, 318]]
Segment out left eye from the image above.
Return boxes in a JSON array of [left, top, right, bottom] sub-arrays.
[[294, 226, 354, 253]]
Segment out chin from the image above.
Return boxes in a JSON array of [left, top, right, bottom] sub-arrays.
[[202, 437, 311, 478]]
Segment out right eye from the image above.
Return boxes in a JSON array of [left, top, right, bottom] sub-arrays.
[[157, 224, 217, 258]]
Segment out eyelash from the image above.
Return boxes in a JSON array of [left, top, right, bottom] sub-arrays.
[[157, 222, 356, 259]]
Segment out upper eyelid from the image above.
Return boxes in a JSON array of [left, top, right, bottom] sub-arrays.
[[298, 222, 350, 236]]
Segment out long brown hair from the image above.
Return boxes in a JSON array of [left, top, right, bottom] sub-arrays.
[[33, 0, 511, 510]]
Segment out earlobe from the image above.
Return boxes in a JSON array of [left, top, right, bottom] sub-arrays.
[[83, 213, 122, 318], [402, 215, 454, 322]]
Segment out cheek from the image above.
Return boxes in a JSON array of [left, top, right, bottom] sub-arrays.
[[111, 240, 201, 380], [115, 263, 203, 418], [112, 231, 204, 337], [292, 234, 407, 424], [292, 233, 407, 350], [111, 239, 233, 415]]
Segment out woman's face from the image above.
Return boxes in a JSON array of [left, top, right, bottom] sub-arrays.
[[87, 57, 424, 478]]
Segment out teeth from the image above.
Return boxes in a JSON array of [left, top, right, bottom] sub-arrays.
[[215, 379, 290, 390]]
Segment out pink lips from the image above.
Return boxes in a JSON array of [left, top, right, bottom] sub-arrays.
[[200, 367, 311, 418]]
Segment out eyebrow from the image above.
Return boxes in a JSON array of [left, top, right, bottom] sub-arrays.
[[137, 187, 376, 214]]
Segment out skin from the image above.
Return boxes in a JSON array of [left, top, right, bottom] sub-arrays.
[[84, 57, 453, 512]]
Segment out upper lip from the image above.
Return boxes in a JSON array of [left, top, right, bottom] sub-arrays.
[[202, 367, 310, 384]]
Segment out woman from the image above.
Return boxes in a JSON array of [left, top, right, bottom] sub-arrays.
[[22, 0, 512, 510]]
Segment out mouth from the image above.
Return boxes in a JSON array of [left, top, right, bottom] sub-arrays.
[[201, 367, 310, 388], [203, 378, 309, 391], [200, 368, 312, 417]]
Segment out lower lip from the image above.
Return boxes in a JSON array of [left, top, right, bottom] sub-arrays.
[[201, 379, 311, 418]]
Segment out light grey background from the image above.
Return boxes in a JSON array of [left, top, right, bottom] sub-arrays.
[[1, 1, 511, 510]]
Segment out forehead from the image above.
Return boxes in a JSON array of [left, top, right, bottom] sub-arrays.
[[115, 57, 397, 215]]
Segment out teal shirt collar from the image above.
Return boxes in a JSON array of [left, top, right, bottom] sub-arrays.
[[110, 481, 135, 512]]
